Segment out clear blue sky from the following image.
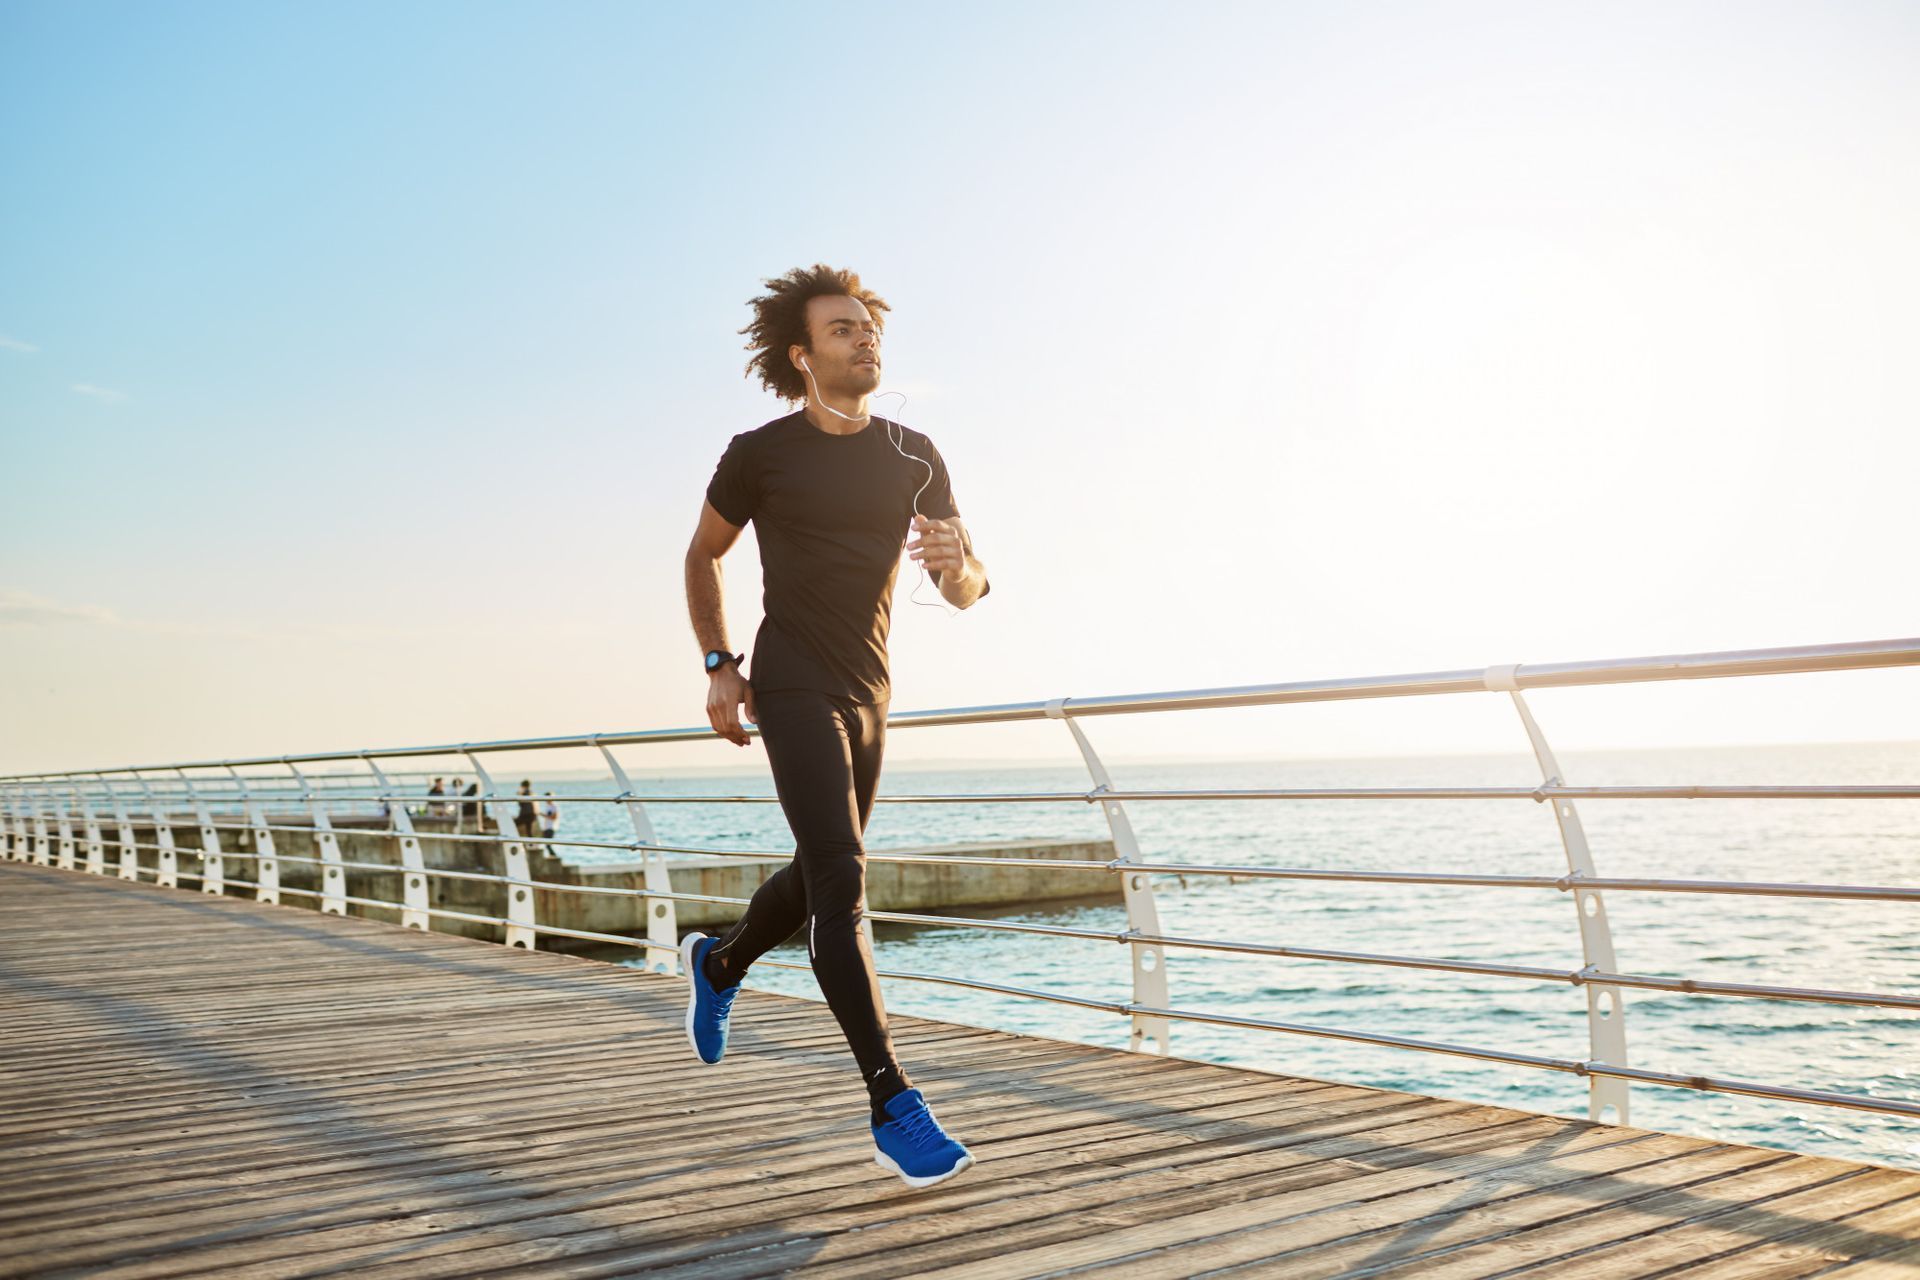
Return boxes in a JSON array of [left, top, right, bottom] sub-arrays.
[[3, 1, 1916, 774]]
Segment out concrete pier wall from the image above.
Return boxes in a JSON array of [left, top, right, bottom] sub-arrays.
[[542, 838, 1121, 935], [7, 819, 1118, 953]]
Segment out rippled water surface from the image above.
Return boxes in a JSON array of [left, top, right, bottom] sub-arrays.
[[549, 742, 1920, 1169]]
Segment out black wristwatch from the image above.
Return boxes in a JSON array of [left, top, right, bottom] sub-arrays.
[[703, 649, 744, 676]]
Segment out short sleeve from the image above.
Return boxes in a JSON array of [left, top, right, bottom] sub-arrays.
[[918, 436, 960, 521], [705, 432, 758, 527]]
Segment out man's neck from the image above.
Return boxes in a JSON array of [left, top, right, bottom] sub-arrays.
[[802, 394, 871, 435]]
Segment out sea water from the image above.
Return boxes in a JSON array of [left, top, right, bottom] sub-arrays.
[[529, 741, 1919, 1170]]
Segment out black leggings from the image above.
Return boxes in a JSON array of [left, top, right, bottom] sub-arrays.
[[705, 687, 907, 1097]]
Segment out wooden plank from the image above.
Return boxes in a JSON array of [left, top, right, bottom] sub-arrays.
[[53, 1096, 1482, 1278], [1144, 1152, 1866, 1280], [1334, 1163, 1912, 1278], [878, 1140, 1760, 1280], [0, 1043, 1313, 1243], [2, 1075, 1352, 1251], [0, 1025, 1076, 1148], [0, 1024, 1124, 1196], [0, 1016, 998, 1149], [584, 1111, 1598, 1280], [5, 1076, 1421, 1275], [1582, 1180, 1920, 1277], [1801, 1210, 1920, 1276]]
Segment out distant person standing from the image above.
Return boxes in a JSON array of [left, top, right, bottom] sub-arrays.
[[540, 791, 560, 840], [514, 780, 537, 839], [427, 777, 446, 818], [682, 264, 991, 1189], [460, 780, 480, 832]]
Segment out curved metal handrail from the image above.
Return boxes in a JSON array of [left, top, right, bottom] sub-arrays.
[[5, 636, 1911, 779]]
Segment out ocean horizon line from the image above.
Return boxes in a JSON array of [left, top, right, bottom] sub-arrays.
[[484, 737, 1920, 782]]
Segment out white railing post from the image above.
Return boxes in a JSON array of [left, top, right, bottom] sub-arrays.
[[288, 762, 349, 915], [13, 783, 32, 862], [12, 785, 29, 861], [132, 771, 180, 887], [51, 785, 78, 870], [3, 784, 29, 862], [75, 782, 106, 875], [15, 785, 33, 862], [176, 769, 224, 896], [30, 784, 52, 866], [103, 775, 139, 881], [465, 753, 537, 950], [1484, 663, 1632, 1125], [0, 785, 21, 861], [596, 739, 678, 975], [12, 785, 31, 862], [29, 783, 54, 867], [12, 784, 32, 862], [1045, 697, 1173, 1055], [225, 765, 280, 904], [362, 755, 430, 932]]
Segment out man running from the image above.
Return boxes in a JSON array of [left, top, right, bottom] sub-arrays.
[[681, 264, 992, 1189]]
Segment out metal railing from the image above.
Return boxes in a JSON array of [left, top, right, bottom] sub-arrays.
[[3, 635, 1916, 1130]]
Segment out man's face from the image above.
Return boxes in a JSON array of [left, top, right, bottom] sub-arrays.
[[795, 295, 881, 396]]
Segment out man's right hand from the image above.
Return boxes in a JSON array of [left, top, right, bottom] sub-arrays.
[[706, 665, 757, 747]]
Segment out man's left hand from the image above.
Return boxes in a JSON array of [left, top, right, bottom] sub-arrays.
[[907, 515, 966, 577]]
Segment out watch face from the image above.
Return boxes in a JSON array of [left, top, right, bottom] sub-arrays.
[[705, 652, 720, 671]]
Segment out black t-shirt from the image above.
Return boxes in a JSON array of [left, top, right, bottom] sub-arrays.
[[705, 410, 989, 704]]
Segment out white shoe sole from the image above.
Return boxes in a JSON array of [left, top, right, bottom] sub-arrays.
[[680, 932, 719, 1065], [875, 1147, 974, 1189]]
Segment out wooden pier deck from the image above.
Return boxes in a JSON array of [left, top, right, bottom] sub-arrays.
[[3, 860, 1918, 1278]]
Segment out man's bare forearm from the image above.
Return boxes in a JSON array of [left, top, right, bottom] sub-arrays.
[[937, 553, 990, 609], [684, 551, 732, 654]]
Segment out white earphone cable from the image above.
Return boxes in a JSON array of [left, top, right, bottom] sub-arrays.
[[802, 355, 956, 617], [873, 389, 955, 617]]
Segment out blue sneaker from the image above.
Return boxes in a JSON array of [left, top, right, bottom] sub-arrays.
[[679, 932, 738, 1065], [872, 1088, 973, 1188]]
